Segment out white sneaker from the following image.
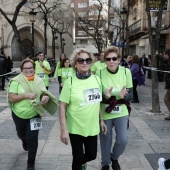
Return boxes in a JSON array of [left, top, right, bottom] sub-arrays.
[[158, 158, 166, 170]]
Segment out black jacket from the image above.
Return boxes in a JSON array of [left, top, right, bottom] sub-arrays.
[[0, 55, 7, 75]]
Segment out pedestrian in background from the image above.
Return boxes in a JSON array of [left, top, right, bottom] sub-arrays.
[[156, 49, 170, 120], [8, 59, 57, 170], [59, 49, 107, 170], [53, 53, 66, 80], [0, 51, 7, 90], [140, 53, 148, 84], [120, 55, 132, 69], [130, 54, 144, 103], [35, 52, 51, 90], [58, 57, 74, 93], [147, 55, 152, 79], [91, 52, 106, 74], [96, 46, 133, 170]]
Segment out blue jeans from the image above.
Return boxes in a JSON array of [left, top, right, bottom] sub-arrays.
[[100, 116, 128, 166]]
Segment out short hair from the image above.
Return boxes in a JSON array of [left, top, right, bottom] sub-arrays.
[[104, 46, 121, 59], [132, 54, 140, 64], [37, 51, 44, 55], [165, 49, 170, 57], [70, 49, 94, 70], [20, 59, 35, 71]]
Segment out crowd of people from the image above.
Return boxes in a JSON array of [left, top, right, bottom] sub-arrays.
[[0, 46, 169, 170]]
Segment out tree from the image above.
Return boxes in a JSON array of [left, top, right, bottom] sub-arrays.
[[0, 0, 28, 59], [74, 0, 109, 53], [47, 2, 73, 56], [145, 0, 167, 112], [34, 0, 64, 55]]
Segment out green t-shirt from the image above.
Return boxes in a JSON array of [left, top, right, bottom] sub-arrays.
[[58, 67, 74, 84], [9, 81, 38, 119], [59, 74, 102, 137], [54, 61, 61, 78], [96, 66, 133, 120], [91, 61, 106, 73], [35, 60, 51, 87]]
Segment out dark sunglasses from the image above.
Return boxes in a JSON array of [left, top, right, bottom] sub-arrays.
[[76, 58, 92, 64], [105, 57, 118, 61]]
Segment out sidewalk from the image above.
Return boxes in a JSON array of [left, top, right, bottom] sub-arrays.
[[0, 77, 170, 170]]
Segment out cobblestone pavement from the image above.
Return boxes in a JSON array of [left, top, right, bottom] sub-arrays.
[[0, 76, 170, 170]]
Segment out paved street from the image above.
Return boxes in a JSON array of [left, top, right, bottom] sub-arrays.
[[0, 74, 170, 170]]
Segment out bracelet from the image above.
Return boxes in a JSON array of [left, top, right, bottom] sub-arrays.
[[99, 117, 104, 120]]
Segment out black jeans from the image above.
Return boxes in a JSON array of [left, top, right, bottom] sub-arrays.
[[69, 133, 97, 170], [132, 79, 139, 101], [12, 111, 40, 162]]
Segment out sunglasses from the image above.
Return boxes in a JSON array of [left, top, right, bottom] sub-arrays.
[[105, 57, 118, 62], [76, 58, 92, 64]]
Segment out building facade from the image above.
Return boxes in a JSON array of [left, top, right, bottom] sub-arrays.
[[0, 0, 73, 61]]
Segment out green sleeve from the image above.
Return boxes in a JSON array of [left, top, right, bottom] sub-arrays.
[[58, 69, 62, 76], [54, 62, 60, 78], [59, 78, 71, 104]]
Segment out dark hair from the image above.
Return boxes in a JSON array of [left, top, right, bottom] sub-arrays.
[[37, 51, 44, 55], [60, 57, 70, 68], [132, 54, 140, 64], [59, 53, 66, 62], [165, 49, 170, 57], [104, 46, 121, 59], [20, 59, 35, 71]]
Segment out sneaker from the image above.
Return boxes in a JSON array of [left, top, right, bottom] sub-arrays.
[[111, 159, 121, 170], [101, 165, 109, 170], [158, 158, 166, 170], [82, 163, 87, 170]]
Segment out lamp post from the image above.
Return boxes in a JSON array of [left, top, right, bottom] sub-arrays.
[[61, 38, 65, 53], [29, 9, 37, 58], [120, 8, 127, 58]]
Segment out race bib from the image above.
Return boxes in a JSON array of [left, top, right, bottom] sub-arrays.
[[105, 104, 122, 114], [30, 118, 42, 131], [37, 73, 45, 79], [84, 88, 102, 103]]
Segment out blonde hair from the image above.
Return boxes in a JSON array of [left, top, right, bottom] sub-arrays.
[[70, 49, 94, 70], [104, 46, 121, 59]]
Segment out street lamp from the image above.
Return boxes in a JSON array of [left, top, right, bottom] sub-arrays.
[[61, 38, 65, 53], [29, 9, 37, 58], [120, 7, 127, 58]]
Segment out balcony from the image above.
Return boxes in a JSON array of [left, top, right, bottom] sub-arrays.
[[128, 19, 147, 40]]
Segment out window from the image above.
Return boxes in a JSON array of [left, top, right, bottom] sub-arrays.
[[78, 3, 87, 8], [78, 31, 87, 35], [80, 39, 88, 44]]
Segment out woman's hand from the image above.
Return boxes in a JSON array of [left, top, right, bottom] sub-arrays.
[[100, 120, 107, 135], [60, 129, 69, 145], [120, 86, 129, 99], [41, 95, 49, 105], [25, 93, 37, 100], [105, 86, 113, 99]]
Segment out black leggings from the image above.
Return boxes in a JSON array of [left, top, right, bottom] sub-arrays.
[[69, 133, 97, 170], [12, 112, 40, 162], [132, 79, 139, 101]]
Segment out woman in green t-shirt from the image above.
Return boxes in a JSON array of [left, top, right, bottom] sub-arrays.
[[96, 46, 133, 170], [58, 57, 74, 93], [8, 59, 57, 170], [59, 49, 107, 170], [53, 53, 66, 80]]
